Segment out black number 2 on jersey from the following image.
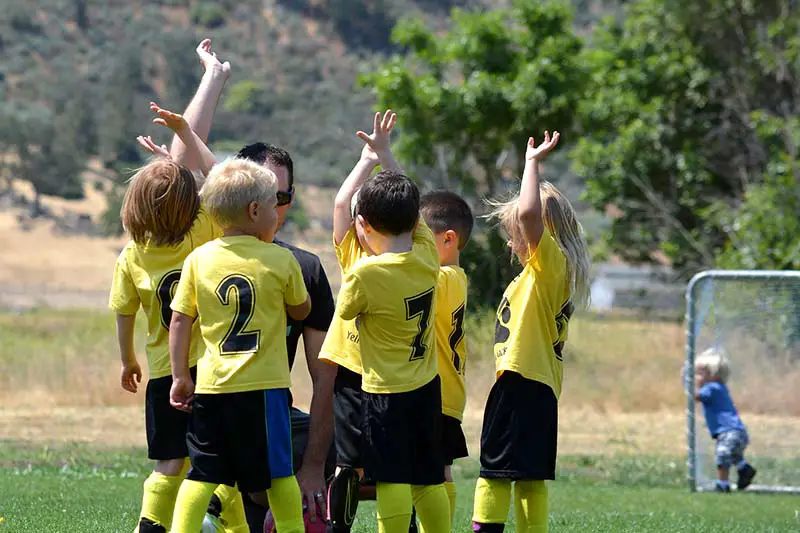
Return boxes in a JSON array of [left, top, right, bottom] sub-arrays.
[[157, 270, 183, 330], [405, 288, 434, 362], [216, 274, 261, 355]]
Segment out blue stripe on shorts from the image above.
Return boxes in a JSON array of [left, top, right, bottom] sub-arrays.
[[263, 388, 293, 479]]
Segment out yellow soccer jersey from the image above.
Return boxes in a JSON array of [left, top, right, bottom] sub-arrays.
[[108, 209, 221, 379], [318, 228, 368, 374], [493, 227, 571, 399], [336, 221, 440, 394], [435, 265, 468, 421], [170, 236, 309, 394]]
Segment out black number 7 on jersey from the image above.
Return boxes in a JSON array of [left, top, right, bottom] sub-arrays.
[[405, 288, 434, 362]]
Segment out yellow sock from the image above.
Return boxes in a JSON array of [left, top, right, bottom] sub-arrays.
[[472, 477, 512, 525], [139, 472, 184, 529], [514, 480, 548, 533], [169, 479, 216, 533], [266, 476, 304, 533], [411, 484, 450, 533], [444, 481, 457, 524], [376, 482, 412, 533], [214, 485, 249, 533]]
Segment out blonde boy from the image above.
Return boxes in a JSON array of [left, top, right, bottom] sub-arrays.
[[167, 158, 310, 533], [692, 348, 757, 492]]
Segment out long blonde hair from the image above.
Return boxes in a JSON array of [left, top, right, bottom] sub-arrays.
[[487, 181, 591, 310]]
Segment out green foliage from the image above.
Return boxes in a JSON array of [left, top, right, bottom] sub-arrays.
[[190, 2, 228, 29], [285, 196, 311, 231], [460, 222, 520, 309], [100, 43, 146, 167], [362, 0, 586, 195], [0, 102, 85, 215], [100, 185, 125, 237], [572, 0, 800, 272], [714, 114, 800, 270], [162, 31, 202, 107], [224, 80, 272, 114]]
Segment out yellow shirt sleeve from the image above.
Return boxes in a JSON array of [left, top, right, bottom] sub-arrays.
[[337, 270, 368, 321], [527, 228, 565, 278], [284, 255, 309, 307], [108, 251, 140, 315], [170, 252, 198, 318], [334, 228, 366, 275]]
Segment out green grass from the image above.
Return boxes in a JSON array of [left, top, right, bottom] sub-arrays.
[[1, 443, 798, 532]]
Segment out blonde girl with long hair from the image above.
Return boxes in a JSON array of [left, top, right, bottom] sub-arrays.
[[471, 131, 591, 533]]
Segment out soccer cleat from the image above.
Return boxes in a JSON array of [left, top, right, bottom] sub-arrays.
[[201, 513, 224, 533], [137, 518, 167, 533], [737, 464, 757, 490], [714, 483, 731, 493]]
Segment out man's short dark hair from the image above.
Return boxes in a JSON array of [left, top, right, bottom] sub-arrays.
[[356, 170, 420, 236], [420, 191, 474, 250], [236, 142, 294, 189]]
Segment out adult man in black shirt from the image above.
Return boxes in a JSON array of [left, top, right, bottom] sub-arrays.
[[168, 44, 338, 531]]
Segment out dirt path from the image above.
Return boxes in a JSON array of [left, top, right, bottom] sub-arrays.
[[4, 405, 798, 459]]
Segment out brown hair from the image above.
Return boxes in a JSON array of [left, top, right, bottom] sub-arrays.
[[121, 159, 200, 246]]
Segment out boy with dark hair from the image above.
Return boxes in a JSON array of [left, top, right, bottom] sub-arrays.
[[331, 111, 450, 533], [419, 191, 474, 524]]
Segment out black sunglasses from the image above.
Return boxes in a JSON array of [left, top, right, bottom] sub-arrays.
[[276, 186, 294, 207]]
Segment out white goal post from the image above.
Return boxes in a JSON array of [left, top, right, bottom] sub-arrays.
[[685, 269, 800, 494]]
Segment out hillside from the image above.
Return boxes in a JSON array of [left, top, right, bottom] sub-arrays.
[[1, 0, 487, 186]]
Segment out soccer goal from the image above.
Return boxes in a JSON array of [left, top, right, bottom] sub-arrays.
[[685, 270, 800, 494]]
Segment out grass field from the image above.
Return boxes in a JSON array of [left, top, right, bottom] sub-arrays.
[[2, 309, 800, 531], [1, 443, 798, 532]]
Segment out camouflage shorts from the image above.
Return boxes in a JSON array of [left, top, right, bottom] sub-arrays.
[[715, 430, 749, 468]]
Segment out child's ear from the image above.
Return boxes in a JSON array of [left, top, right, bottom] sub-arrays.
[[444, 229, 458, 247], [247, 201, 259, 221], [356, 214, 370, 234]]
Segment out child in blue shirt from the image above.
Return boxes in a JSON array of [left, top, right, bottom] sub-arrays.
[[691, 348, 757, 492]]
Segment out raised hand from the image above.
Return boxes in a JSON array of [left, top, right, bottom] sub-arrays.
[[136, 135, 171, 159], [525, 131, 561, 161], [196, 38, 231, 79], [150, 102, 188, 133], [356, 110, 397, 164]]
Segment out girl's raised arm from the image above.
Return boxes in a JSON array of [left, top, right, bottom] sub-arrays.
[[519, 131, 560, 255]]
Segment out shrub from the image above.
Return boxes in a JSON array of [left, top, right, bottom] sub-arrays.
[[190, 2, 227, 28]]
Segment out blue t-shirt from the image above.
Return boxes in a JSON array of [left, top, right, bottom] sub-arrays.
[[697, 381, 746, 437]]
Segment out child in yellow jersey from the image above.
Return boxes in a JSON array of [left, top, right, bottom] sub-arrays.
[[418, 191, 474, 525], [471, 132, 591, 533], [331, 113, 451, 533], [319, 110, 396, 533], [167, 157, 311, 533], [109, 103, 222, 533]]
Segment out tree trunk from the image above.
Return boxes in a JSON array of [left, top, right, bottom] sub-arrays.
[[31, 187, 42, 218], [75, 0, 88, 30]]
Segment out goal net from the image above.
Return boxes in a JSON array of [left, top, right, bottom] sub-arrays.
[[685, 270, 800, 494]]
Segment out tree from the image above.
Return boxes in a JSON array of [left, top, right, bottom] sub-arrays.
[[0, 103, 85, 216], [162, 31, 201, 107], [100, 44, 145, 168], [571, 0, 800, 273], [361, 0, 586, 196]]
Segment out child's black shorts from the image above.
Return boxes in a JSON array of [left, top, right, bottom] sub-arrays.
[[363, 376, 445, 485], [442, 414, 469, 466], [333, 366, 364, 469], [145, 366, 197, 461], [479, 371, 557, 481], [186, 388, 293, 493]]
